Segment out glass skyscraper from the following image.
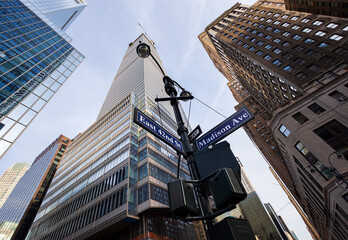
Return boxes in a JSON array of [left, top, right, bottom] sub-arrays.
[[0, 0, 86, 159], [0, 162, 30, 208], [28, 34, 197, 240], [0, 135, 70, 240]]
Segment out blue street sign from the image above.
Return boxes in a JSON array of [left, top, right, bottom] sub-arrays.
[[194, 107, 254, 151], [133, 108, 184, 155]]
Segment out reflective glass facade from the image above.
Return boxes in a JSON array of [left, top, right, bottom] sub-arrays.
[[0, 135, 70, 240], [0, 0, 85, 159], [28, 35, 197, 240]]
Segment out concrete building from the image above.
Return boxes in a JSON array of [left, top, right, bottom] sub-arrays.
[[0, 163, 30, 208], [284, 0, 348, 18], [0, 135, 70, 240], [200, 1, 348, 239], [0, 0, 86, 159], [27, 34, 197, 240]]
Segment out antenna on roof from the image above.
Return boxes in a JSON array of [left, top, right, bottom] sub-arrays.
[[138, 21, 155, 46]]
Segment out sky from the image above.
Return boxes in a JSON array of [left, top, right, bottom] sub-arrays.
[[1, 1, 312, 239]]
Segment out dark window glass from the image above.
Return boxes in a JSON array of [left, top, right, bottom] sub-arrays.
[[329, 90, 347, 102], [292, 112, 309, 124], [314, 120, 348, 159], [308, 103, 325, 115]]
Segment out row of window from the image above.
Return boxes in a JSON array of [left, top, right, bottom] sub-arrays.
[[35, 166, 128, 232], [31, 187, 127, 240]]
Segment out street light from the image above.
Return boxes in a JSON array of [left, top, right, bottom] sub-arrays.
[[328, 152, 348, 189], [136, 42, 213, 228]]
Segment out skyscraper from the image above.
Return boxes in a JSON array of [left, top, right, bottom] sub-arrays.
[[0, 163, 30, 208], [0, 0, 86, 159], [200, 1, 348, 239], [0, 135, 70, 240], [217, 158, 283, 240], [28, 34, 197, 240]]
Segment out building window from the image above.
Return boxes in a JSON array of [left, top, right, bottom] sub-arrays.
[[274, 13, 280, 17], [257, 40, 264, 46], [312, 20, 323, 26], [294, 58, 306, 65], [279, 124, 290, 137], [273, 48, 282, 54], [273, 28, 281, 33], [305, 50, 318, 56], [301, 18, 310, 23], [295, 142, 334, 180], [342, 26, 348, 31], [282, 41, 291, 47], [290, 16, 299, 21], [304, 38, 315, 44], [315, 31, 326, 37], [283, 52, 293, 59], [264, 55, 272, 60], [302, 28, 312, 33], [292, 112, 308, 124], [243, 43, 249, 48], [318, 42, 329, 48], [314, 120, 348, 159], [308, 64, 321, 72], [283, 65, 293, 72], [282, 14, 289, 19], [266, 19, 272, 23], [329, 34, 344, 41], [244, 35, 250, 39], [265, 44, 272, 49], [293, 45, 304, 52], [326, 23, 338, 29], [266, 26, 273, 31], [250, 38, 256, 42], [296, 72, 307, 79], [292, 34, 302, 40], [282, 31, 290, 37], [308, 103, 325, 115], [274, 38, 281, 43], [249, 46, 255, 51], [274, 20, 280, 25], [256, 50, 264, 56], [265, 34, 273, 39], [329, 90, 347, 102], [291, 25, 300, 30], [273, 59, 282, 66], [282, 22, 290, 27]]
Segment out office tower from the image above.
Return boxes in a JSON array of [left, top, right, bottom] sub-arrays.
[[28, 34, 197, 240], [0, 0, 86, 159], [0, 135, 70, 240], [217, 159, 283, 240], [200, 1, 348, 239], [0, 163, 30, 208], [265, 203, 294, 240], [284, 0, 348, 18]]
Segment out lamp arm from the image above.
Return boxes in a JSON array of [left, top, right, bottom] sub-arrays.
[[149, 53, 166, 76]]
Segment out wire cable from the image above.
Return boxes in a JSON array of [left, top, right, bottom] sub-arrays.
[[194, 96, 227, 118]]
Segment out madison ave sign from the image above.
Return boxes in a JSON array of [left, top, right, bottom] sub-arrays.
[[133, 108, 184, 155], [194, 107, 254, 151]]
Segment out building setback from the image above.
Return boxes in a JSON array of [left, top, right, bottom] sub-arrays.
[[0, 135, 70, 240], [0, 0, 86, 159], [200, 1, 348, 240], [0, 163, 30, 208], [28, 34, 197, 240]]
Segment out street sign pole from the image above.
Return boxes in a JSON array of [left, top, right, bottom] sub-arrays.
[[161, 76, 214, 230]]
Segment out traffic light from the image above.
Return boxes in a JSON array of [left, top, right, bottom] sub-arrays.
[[168, 179, 198, 217], [209, 168, 247, 208]]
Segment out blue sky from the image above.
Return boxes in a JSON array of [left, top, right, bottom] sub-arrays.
[[1, 1, 312, 239]]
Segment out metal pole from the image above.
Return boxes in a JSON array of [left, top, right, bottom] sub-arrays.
[[162, 76, 213, 231]]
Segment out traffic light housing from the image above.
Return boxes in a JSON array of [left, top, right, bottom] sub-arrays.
[[209, 168, 247, 208], [168, 179, 198, 217]]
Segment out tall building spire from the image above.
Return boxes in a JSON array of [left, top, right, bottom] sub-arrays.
[[28, 35, 197, 240]]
